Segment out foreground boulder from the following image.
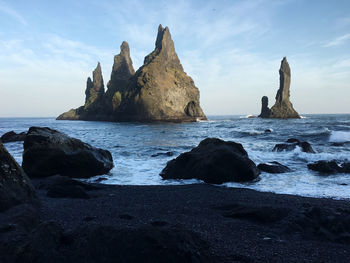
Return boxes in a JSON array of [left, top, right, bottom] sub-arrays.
[[273, 138, 315, 153], [160, 138, 260, 184], [257, 161, 291, 173], [0, 131, 26, 143], [0, 142, 36, 212], [14, 223, 216, 263], [307, 160, 350, 174], [22, 127, 113, 178], [36, 175, 99, 199], [258, 57, 300, 119]]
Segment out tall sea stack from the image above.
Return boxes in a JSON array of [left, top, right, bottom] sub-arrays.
[[57, 25, 206, 122], [258, 57, 300, 119]]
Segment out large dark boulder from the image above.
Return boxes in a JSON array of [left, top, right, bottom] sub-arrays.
[[0, 131, 26, 143], [22, 127, 113, 178], [257, 161, 291, 173], [307, 160, 350, 174], [0, 142, 36, 212], [160, 138, 260, 184], [273, 138, 315, 153]]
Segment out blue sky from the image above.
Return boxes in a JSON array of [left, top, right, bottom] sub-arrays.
[[0, 0, 349, 117]]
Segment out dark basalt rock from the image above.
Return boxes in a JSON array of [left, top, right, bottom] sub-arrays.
[[14, 224, 216, 263], [258, 96, 270, 118], [0, 131, 26, 143], [258, 57, 300, 119], [258, 161, 291, 173], [151, 151, 174, 157], [273, 138, 315, 153], [38, 175, 98, 199], [57, 25, 206, 123], [289, 206, 350, 244], [22, 127, 113, 178], [307, 160, 350, 174], [0, 141, 37, 212], [160, 138, 260, 184]]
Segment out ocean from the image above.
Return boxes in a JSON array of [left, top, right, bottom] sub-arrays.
[[1, 114, 349, 199]]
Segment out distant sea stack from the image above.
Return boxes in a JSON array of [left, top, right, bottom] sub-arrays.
[[258, 57, 300, 119], [57, 25, 206, 122]]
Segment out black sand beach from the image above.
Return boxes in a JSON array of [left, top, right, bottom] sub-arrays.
[[2, 177, 350, 262]]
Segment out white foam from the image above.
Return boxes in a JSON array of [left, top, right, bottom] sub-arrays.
[[329, 131, 350, 143]]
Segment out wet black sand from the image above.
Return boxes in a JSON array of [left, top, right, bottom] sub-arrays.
[[2, 178, 350, 262]]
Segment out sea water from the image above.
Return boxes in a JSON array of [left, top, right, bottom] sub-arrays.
[[1, 114, 349, 199]]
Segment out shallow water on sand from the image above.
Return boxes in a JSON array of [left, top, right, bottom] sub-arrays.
[[1, 114, 349, 199]]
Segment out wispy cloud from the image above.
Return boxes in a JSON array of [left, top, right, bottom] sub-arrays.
[[323, 33, 350, 47], [0, 1, 27, 25]]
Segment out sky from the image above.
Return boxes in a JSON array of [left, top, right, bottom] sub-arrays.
[[0, 0, 349, 117]]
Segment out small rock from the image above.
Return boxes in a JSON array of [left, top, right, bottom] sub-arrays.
[[258, 161, 291, 173]]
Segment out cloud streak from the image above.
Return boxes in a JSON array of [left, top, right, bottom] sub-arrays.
[[323, 33, 350, 47], [0, 1, 27, 25]]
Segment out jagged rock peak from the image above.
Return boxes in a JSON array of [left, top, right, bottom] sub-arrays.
[[111, 41, 135, 80], [92, 62, 104, 92], [120, 41, 130, 55], [144, 24, 181, 68]]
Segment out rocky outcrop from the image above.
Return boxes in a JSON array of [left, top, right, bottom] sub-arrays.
[[0, 141, 36, 212], [273, 138, 315, 153], [160, 138, 260, 184], [258, 57, 300, 119], [22, 127, 114, 178], [258, 96, 270, 118], [57, 25, 206, 122], [0, 131, 26, 143], [307, 160, 350, 174], [257, 161, 291, 173]]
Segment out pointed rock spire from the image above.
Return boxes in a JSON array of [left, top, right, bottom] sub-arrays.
[[110, 41, 135, 82], [144, 24, 182, 69], [84, 62, 105, 110], [268, 57, 300, 118], [92, 62, 104, 92]]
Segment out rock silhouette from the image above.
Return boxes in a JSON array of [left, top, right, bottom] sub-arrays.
[[258, 96, 270, 118], [258, 57, 300, 119], [57, 25, 206, 122], [22, 127, 114, 178], [160, 138, 260, 183], [0, 141, 36, 211]]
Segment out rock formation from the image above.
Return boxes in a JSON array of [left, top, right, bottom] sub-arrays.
[[0, 130, 26, 143], [104, 41, 135, 114], [160, 138, 260, 184], [258, 96, 270, 118], [22, 127, 114, 178], [0, 141, 36, 211], [57, 25, 206, 122], [258, 57, 300, 119]]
